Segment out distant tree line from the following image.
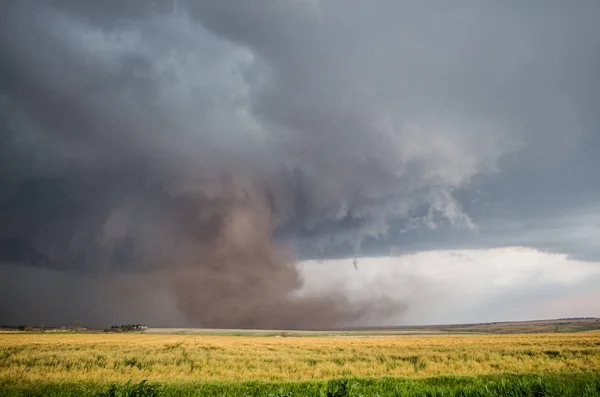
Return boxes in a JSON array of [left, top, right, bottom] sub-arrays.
[[105, 324, 148, 333]]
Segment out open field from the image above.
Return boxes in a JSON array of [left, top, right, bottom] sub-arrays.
[[2, 333, 600, 382], [1, 332, 600, 395], [146, 317, 600, 337]]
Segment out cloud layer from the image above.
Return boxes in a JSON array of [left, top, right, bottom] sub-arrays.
[[300, 247, 600, 325], [3, 247, 599, 328], [1, 1, 599, 327]]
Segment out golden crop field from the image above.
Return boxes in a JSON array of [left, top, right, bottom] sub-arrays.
[[1, 332, 600, 384]]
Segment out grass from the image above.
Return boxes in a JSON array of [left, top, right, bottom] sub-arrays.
[[1, 333, 599, 395], [2, 333, 599, 382], [1, 374, 600, 396]]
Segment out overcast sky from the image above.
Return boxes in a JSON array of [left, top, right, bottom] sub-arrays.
[[1, 1, 599, 328]]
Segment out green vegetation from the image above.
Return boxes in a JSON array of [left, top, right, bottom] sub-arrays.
[[1, 374, 600, 396], [109, 324, 148, 333]]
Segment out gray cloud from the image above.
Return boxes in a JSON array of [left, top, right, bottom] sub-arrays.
[[1, 0, 599, 327]]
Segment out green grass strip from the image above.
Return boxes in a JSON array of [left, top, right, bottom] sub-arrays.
[[2, 373, 600, 396]]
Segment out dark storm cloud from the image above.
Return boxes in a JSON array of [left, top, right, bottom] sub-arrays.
[[189, 0, 600, 256], [1, 0, 599, 327]]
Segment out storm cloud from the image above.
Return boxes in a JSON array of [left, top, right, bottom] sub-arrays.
[[1, 1, 599, 328]]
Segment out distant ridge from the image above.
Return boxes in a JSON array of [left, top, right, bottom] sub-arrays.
[[2, 317, 599, 335]]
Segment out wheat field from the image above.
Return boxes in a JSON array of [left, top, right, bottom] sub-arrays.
[[1, 332, 599, 384]]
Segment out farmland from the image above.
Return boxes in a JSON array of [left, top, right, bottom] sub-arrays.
[[146, 317, 600, 336], [1, 331, 600, 396]]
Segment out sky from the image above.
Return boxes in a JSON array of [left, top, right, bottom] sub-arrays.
[[1, 0, 599, 329]]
